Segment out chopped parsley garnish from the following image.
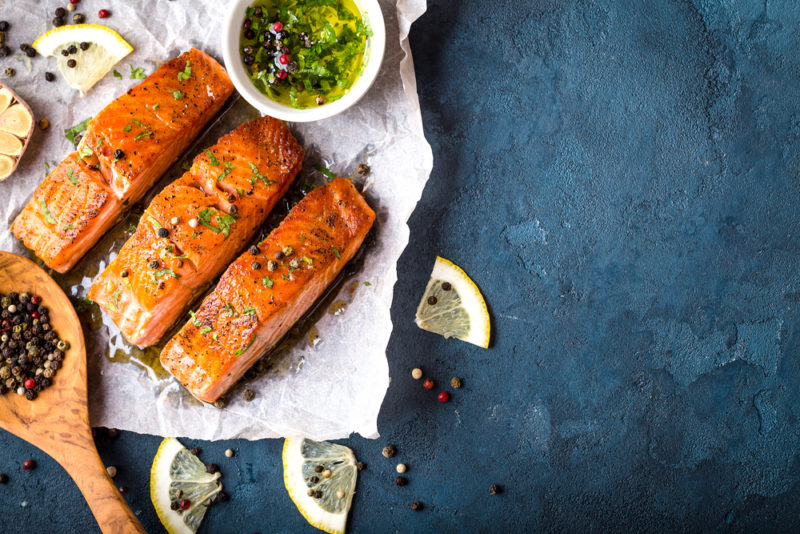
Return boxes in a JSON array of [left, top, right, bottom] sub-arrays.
[[79, 146, 93, 160], [314, 163, 336, 179], [199, 326, 212, 335], [364, 281, 371, 286], [40, 200, 57, 224], [154, 103, 160, 110], [148, 215, 163, 229], [66, 166, 77, 185], [130, 66, 146, 79], [332, 248, 341, 259], [123, 123, 132, 132], [223, 303, 239, 318], [206, 150, 219, 166], [106, 288, 122, 312], [97, 138, 104, 148], [234, 337, 255, 356], [135, 130, 153, 140], [113, 70, 122, 79], [177, 59, 192, 82], [236, 187, 245, 196], [302, 256, 313, 264], [212, 332, 218, 341], [131, 119, 147, 128], [188, 310, 202, 327], [282, 274, 290, 281], [63, 224, 75, 231], [173, 90, 183, 100], [248, 162, 275, 186], [262, 276, 273, 288], [65, 117, 91, 146], [216, 161, 233, 182], [242, 305, 256, 316], [153, 268, 180, 279], [197, 208, 237, 237]]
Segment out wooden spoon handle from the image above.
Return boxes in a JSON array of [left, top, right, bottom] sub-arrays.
[[60, 443, 146, 534]]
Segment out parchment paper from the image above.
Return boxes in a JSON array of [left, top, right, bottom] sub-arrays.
[[0, 0, 432, 440]]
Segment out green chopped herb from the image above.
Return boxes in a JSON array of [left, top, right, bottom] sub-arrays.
[[97, 138, 104, 148], [153, 268, 180, 279], [154, 103, 160, 110], [132, 119, 147, 128], [123, 123, 132, 132], [364, 281, 371, 286], [79, 146, 93, 160], [224, 303, 239, 318], [199, 326, 212, 335], [113, 69, 122, 79], [299, 235, 306, 242], [65, 117, 91, 146], [189, 310, 202, 327], [333, 248, 341, 259], [236, 187, 245, 196], [212, 332, 218, 341], [126, 224, 137, 233], [197, 208, 237, 237], [206, 150, 219, 166], [314, 163, 336, 179], [66, 166, 77, 185], [106, 288, 122, 312], [282, 274, 290, 280], [173, 90, 183, 100], [302, 256, 313, 264], [248, 162, 275, 186], [191, 232, 198, 238], [63, 223, 75, 231], [216, 161, 233, 181], [40, 200, 57, 225], [177, 59, 192, 81], [130, 66, 146, 79], [242, 305, 256, 316], [182, 161, 192, 171], [135, 130, 153, 140], [148, 215, 162, 229], [262, 276, 273, 288], [234, 337, 255, 356]]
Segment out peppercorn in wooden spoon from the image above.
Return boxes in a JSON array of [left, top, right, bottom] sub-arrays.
[[0, 251, 145, 534]]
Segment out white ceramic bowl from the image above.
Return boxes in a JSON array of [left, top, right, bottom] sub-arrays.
[[221, 0, 386, 122]]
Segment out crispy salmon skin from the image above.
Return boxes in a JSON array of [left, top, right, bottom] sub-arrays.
[[88, 116, 304, 347], [160, 178, 375, 402], [11, 48, 233, 273]]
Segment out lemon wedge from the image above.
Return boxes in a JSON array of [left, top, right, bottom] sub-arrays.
[[283, 437, 359, 534], [415, 256, 491, 348], [33, 24, 133, 94], [150, 437, 222, 534]]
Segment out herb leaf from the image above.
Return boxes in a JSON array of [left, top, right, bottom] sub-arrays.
[[65, 117, 91, 146], [217, 161, 234, 182], [249, 162, 276, 186], [262, 276, 273, 288], [173, 90, 183, 100], [153, 268, 180, 279], [199, 326, 212, 335], [66, 166, 77, 185], [302, 256, 313, 264], [332, 248, 341, 259], [130, 66, 146, 79], [79, 146, 94, 160], [188, 310, 202, 327], [63, 223, 75, 231], [113, 69, 122, 79], [206, 150, 219, 166], [106, 288, 122, 312], [314, 163, 337, 179], [242, 305, 256, 316], [40, 200, 57, 224], [177, 59, 192, 81]]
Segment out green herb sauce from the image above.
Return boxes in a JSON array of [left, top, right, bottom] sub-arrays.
[[240, 0, 372, 109]]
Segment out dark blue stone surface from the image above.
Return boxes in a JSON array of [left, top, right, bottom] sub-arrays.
[[2, 0, 800, 532]]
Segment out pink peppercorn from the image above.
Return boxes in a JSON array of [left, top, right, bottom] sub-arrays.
[[22, 459, 35, 470], [98, 9, 111, 18], [180, 499, 191, 510], [24, 378, 35, 389], [438, 391, 450, 402], [272, 22, 283, 32]]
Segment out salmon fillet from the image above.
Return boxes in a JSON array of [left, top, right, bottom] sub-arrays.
[[159, 178, 375, 402], [88, 116, 304, 347], [11, 48, 233, 273]]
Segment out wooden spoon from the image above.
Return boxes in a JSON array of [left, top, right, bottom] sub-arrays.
[[0, 251, 145, 533]]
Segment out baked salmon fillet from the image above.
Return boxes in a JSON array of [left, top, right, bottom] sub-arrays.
[[159, 178, 375, 402], [88, 116, 304, 347], [11, 48, 233, 273]]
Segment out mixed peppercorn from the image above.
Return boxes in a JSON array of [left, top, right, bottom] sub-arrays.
[[0, 292, 68, 401]]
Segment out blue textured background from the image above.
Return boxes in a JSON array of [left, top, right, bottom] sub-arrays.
[[2, 0, 800, 531]]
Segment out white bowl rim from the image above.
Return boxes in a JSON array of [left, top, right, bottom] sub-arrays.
[[221, 0, 386, 122]]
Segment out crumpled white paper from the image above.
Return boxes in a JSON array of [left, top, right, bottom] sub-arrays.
[[0, 0, 431, 440]]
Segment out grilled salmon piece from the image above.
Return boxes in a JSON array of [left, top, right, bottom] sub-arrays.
[[159, 178, 375, 403], [88, 116, 304, 347], [11, 48, 233, 273]]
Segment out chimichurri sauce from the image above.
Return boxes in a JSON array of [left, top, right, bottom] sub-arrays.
[[240, 0, 372, 109]]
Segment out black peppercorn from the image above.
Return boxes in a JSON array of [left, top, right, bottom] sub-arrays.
[[252, 262, 261, 270], [310, 475, 319, 483], [274, 251, 284, 260], [356, 461, 366, 471], [205, 463, 219, 474], [53, 17, 65, 27], [67, 59, 77, 68], [55, 7, 66, 17], [157, 228, 169, 238], [313, 490, 322, 499], [315, 465, 323, 473], [67, 44, 77, 55], [45, 72, 56, 82], [61, 49, 70, 57], [80, 42, 90, 51], [242, 388, 255, 402], [0, 45, 9, 58], [395, 476, 408, 486], [25, 48, 36, 58], [489, 484, 502, 495], [114, 149, 124, 160], [243, 54, 255, 65], [190, 447, 199, 455], [73, 13, 86, 24], [0, 473, 8, 483], [411, 501, 423, 511], [149, 260, 159, 269], [120, 270, 128, 278], [244, 29, 255, 40], [427, 296, 437, 305], [170, 501, 179, 511], [0, 22, 9, 32], [442, 282, 452, 291], [249, 246, 260, 256], [216, 491, 229, 503]]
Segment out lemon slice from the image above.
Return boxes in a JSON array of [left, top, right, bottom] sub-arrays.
[[283, 437, 358, 534], [415, 256, 491, 348], [150, 437, 223, 534], [33, 24, 133, 94]]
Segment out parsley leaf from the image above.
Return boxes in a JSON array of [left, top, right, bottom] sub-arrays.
[[242, 305, 256, 316], [173, 90, 183, 100], [123, 123, 132, 132], [63, 223, 75, 231], [113, 70, 122, 79], [106, 288, 122, 312], [130, 66, 146, 79], [65, 117, 91, 146], [302, 256, 313, 264], [206, 150, 219, 166], [332, 248, 341, 259], [248, 162, 275, 186], [217, 161, 234, 182], [40, 200, 57, 224], [66, 166, 77, 185], [234, 337, 255, 356], [153, 268, 180, 279], [188, 310, 203, 327], [177, 59, 192, 81], [314, 163, 337, 179], [262, 276, 273, 288], [199, 326, 212, 335], [79, 146, 93, 160]]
